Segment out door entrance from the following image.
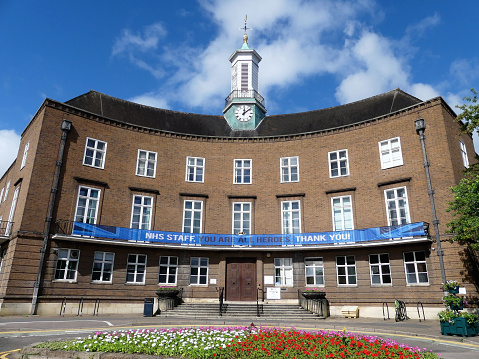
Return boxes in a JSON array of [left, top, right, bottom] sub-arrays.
[[226, 258, 257, 301]]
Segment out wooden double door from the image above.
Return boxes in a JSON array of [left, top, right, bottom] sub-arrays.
[[226, 258, 257, 301]]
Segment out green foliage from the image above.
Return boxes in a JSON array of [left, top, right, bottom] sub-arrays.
[[455, 88, 479, 134], [442, 294, 463, 307], [446, 166, 479, 250], [438, 309, 479, 325], [442, 280, 459, 291]]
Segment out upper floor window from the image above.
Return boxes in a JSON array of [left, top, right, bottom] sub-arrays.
[[336, 255, 356, 285], [369, 253, 391, 285], [232, 202, 251, 234], [403, 251, 429, 284], [280, 156, 299, 183], [274, 258, 293, 286], [281, 200, 301, 234], [91, 251, 114, 283], [329, 150, 349, 178], [185, 156, 205, 183], [331, 195, 354, 231], [130, 195, 153, 230], [159, 256, 178, 285], [20, 141, 30, 170], [126, 254, 146, 284], [0, 188, 4, 205], [83, 137, 107, 169], [234, 159, 252, 184], [136, 150, 157, 178], [183, 200, 203, 233], [384, 187, 410, 226], [5, 186, 20, 236], [3, 181, 10, 203], [54, 249, 80, 281], [460, 140, 469, 168], [305, 257, 324, 286], [379, 137, 403, 169], [74, 186, 100, 224]]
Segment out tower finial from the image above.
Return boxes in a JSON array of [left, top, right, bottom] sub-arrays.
[[240, 14, 251, 44]]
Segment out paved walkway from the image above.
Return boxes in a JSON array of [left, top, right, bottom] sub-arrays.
[[1, 314, 479, 358]]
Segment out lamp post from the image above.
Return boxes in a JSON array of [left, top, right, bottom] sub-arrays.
[[414, 118, 447, 285]]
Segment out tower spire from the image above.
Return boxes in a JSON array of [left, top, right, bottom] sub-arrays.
[[240, 14, 250, 45]]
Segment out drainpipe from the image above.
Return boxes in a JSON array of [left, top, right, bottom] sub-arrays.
[[31, 119, 72, 315], [414, 118, 447, 285]]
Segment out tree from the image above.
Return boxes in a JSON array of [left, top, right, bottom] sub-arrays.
[[446, 89, 479, 250]]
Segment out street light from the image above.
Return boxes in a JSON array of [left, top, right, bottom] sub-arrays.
[[415, 118, 447, 285]]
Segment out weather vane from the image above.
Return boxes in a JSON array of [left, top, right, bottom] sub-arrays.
[[240, 15, 251, 44]]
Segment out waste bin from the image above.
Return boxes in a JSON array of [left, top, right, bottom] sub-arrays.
[[144, 298, 154, 317]]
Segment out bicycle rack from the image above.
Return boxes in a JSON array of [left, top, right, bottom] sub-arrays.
[[417, 302, 425, 322], [382, 302, 390, 320], [77, 297, 84, 316], [59, 297, 67, 317], [93, 298, 100, 316]]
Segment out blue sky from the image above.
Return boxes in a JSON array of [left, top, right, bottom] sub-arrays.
[[1, 0, 478, 174]]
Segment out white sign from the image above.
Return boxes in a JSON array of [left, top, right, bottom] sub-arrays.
[[210, 278, 216, 285], [267, 287, 281, 300], [459, 287, 467, 295], [264, 276, 274, 285]]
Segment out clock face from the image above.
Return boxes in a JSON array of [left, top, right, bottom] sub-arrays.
[[235, 105, 253, 122]]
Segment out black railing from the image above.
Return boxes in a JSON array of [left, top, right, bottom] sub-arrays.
[[218, 287, 225, 317], [256, 288, 264, 317], [382, 302, 390, 320], [0, 220, 13, 237], [55, 219, 74, 235], [225, 90, 265, 107], [417, 302, 425, 322]]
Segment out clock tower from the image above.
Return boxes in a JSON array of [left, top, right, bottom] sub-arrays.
[[223, 16, 266, 130]]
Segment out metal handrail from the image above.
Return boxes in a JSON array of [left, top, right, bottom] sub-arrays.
[[225, 90, 265, 107], [218, 287, 225, 317], [77, 297, 84, 316], [93, 298, 100, 316], [0, 220, 13, 237], [382, 302, 390, 320], [256, 288, 264, 317], [60, 297, 67, 316], [417, 302, 425, 322]]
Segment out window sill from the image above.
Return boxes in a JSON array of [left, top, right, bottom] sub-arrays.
[[125, 282, 146, 286], [91, 281, 113, 285], [52, 279, 78, 284]]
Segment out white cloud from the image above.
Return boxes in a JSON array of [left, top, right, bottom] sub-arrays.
[[0, 130, 20, 175], [129, 93, 169, 109], [112, 23, 166, 55]]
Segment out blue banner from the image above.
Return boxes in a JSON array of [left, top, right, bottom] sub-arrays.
[[71, 222, 426, 247]]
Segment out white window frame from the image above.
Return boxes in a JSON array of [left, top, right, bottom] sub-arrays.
[[74, 186, 101, 224], [136, 149, 157, 178], [189, 257, 208, 285], [91, 251, 114, 283], [183, 200, 203, 233], [0, 188, 3, 204], [83, 137, 107, 169], [369, 253, 392, 285], [185, 156, 205, 183], [130, 195, 153, 230], [126, 254, 147, 284], [232, 202, 251, 234], [328, 149, 349, 178], [0, 249, 6, 275], [5, 186, 19, 236], [3, 181, 10, 203], [274, 258, 293, 286], [20, 140, 30, 170], [281, 200, 301, 234], [384, 186, 410, 226], [331, 195, 354, 231], [336, 255, 357, 286], [403, 251, 429, 285], [54, 249, 80, 281], [280, 156, 299, 183], [234, 159, 252, 184], [460, 140, 469, 168], [305, 257, 324, 286], [159, 256, 178, 285], [379, 137, 403, 169]]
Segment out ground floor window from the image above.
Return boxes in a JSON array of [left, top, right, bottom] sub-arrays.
[[190, 257, 208, 285], [369, 253, 391, 285], [336, 255, 356, 285], [91, 251, 114, 282], [403, 251, 429, 284], [159, 256, 178, 285], [126, 254, 147, 284], [54, 249, 80, 281], [304, 257, 324, 286], [274, 258, 293, 286]]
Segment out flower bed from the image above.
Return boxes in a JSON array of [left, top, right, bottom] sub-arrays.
[[37, 326, 440, 358]]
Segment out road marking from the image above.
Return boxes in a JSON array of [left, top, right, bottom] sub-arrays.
[[0, 319, 113, 327], [0, 349, 20, 359]]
